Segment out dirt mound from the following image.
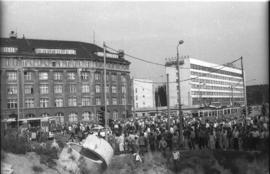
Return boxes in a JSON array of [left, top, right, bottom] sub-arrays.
[[105, 152, 174, 174], [2, 152, 66, 174], [171, 150, 269, 174], [2, 150, 268, 174]]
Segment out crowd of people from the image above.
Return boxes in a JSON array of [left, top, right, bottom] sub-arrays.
[[5, 108, 268, 158], [106, 112, 269, 157]]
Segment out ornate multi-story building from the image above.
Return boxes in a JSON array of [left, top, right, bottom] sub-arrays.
[[0, 32, 132, 124]]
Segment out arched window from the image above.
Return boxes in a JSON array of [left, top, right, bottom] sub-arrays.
[[90, 112, 95, 121], [25, 113, 35, 118], [82, 112, 90, 122], [41, 113, 50, 117], [113, 111, 118, 120], [55, 112, 64, 124], [68, 113, 78, 123]]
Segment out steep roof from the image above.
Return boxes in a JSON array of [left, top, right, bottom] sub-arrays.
[[0, 37, 130, 65]]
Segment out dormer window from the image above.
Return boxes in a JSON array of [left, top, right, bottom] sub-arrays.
[[35, 48, 76, 55], [0, 47, 18, 53]]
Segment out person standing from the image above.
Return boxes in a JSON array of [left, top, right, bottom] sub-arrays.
[[232, 127, 239, 150], [159, 137, 167, 156]]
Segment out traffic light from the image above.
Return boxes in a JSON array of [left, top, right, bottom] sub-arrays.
[[248, 106, 252, 115], [98, 112, 105, 126], [108, 119, 114, 128], [241, 108, 246, 115]]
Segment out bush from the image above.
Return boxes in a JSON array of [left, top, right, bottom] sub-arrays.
[[33, 143, 58, 168], [2, 134, 30, 154]]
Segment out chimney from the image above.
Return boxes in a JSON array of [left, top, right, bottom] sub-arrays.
[[9, 31, 17, 39]]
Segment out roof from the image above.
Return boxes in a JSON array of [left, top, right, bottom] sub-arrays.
[[0, 37, 130, 65]]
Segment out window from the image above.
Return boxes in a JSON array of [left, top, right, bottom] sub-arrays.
[[54, 72, 63, 80], [54, 85, 63, 94], [106, 73, 110, 82], [69, 84, 77, 93], [106, 97, 110, 105], [1, 47, 18, 53], [68, 97, 77, 106], [68, 113, 78, 123], [95, 85, 101, 93], [7, 72, 17, 81], [40, 98, 49, 108], [135, 88, 137, 93], [55, 98, 63, 107], [112, 85, 117, 93], [7, 85, 17, 95], [112, 97, 117, 105], [81, 72, 89, 80], [39, 72, 48, 80], [122, 98, 126, 105], [67, 72, 76, 80], [24, 71, 33, 81], [95, 72, 101, 81], [40, 84, 49, 94], [82, 85, 90, 93], [7, 99, 17, 109], [121, 86, 126, 93], [25, 114, 35, 118], [113, 111, 118, 120], [41, 113, 50, 117], [82, 112, 90, 121], [96, 97, 101, 105], [136, 96, 138, 100], [106, 85, 110, 93], [55, 113, 64, 124], [136, 103, 138, 108], [25, 85, 34, 94], [112, 74, 117, 81], [82, 97, 91, 106], [25, 99, 34, 108], [121, 75, 126, 82]]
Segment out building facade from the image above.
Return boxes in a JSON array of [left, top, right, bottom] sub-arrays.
[[165, 57, 244, 108], [0, 33, 132, 124], [133, 79, 155, 110]]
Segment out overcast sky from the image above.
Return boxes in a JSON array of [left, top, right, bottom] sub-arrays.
[[1, 1, 268, 85]]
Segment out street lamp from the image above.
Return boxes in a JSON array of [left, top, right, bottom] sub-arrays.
[[176, 40, 184, 147]]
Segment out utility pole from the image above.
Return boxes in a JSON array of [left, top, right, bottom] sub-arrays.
[[17, 68, 20, 132], [240, 57, 248, 125], [176, 40, 184, 146], [103, 42, 108, 141], [230, 85, 234, 106], [166, 74, 170, 128]]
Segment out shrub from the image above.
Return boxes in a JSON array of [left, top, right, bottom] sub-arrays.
[[2, 134, 30, 154]]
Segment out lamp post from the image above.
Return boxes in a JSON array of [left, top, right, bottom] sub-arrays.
[[176, 40, 184, 147]]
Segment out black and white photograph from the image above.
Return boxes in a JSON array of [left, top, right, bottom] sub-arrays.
[[0, 1, 269, 174]]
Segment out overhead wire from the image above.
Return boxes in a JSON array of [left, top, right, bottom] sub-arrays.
[[105, 44, 242, 84]]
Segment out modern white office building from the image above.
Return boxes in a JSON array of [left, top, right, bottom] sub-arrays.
[[165, 57, 244, 108], [133, 79, 155, 109]]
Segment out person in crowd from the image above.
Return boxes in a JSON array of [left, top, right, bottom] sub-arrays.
[[159, 136, 167, 157]]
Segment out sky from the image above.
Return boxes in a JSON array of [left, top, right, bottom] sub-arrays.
[[1, 1, 268, 85]]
